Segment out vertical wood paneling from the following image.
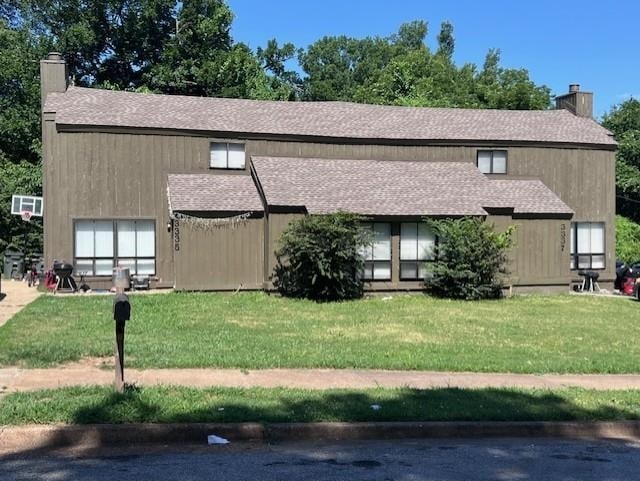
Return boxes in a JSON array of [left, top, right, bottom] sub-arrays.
[[45, 130, 615, 288], [174, 218, 264, 290]]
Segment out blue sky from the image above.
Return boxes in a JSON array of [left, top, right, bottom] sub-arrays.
[[227, 0, 639, 119]]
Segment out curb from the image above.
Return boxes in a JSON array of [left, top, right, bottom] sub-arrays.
[[2, 421, 640, 452]]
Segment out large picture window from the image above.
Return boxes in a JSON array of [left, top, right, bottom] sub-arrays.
[[400, 222, 436, 280], [210, 142, 245, 169], [570, 222, 605, 270], [361, 223, 391, 281], [74, 220, 156, 276]]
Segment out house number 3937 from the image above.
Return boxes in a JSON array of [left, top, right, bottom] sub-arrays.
[[560, 223, 566, 252]]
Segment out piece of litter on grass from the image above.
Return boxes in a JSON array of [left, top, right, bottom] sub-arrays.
[[370, 404, 381, 411], [381, 296, 393, 301], [218, 407, 225, 411], [208, 434, 230, 445]]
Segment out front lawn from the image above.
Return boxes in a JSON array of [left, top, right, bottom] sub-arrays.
[[0, 292, 638, 373], [1, 386, 639, 425]]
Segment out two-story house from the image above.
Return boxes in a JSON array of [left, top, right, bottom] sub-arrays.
[[40, 53, 617, 293]]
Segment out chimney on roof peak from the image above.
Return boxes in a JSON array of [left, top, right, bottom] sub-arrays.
[[556, 83, 593, 118], [40, 52, 68, 108]]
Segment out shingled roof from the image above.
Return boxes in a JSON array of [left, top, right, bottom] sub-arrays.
[[167, 174, 263, 213], [251, 157, 573, 217], [45, 87, 616, 147]]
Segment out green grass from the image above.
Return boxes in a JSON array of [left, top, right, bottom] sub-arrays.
[[1, 385, 640, 425], [0, 292, 639, 373]]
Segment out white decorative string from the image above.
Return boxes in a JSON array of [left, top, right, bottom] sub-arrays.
[[170, 211, 252, 230]]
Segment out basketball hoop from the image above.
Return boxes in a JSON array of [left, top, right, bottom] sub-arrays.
[[20, 210, 32, 222]]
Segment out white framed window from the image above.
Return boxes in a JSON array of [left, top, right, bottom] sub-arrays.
[[477, 150, 507, 174], [74, 220, 156, 276], [400, 222, 436, 280], [209, 142, 245, 169], [570, 222, 605, 270], [11, 195, 43, 216], [361, 223, 391, 281]]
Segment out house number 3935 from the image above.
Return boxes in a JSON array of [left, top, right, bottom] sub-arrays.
[[174, 220, 181, 251], [560, 223, 566, 252]]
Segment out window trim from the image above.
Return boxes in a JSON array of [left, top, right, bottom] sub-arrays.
[[73, 219, 157, 277], [476, 150, 508, 174], [570, 221, 605, 271], [209, 141, 246, 170], [361, 222, 392, 282], [399, 222, 437, 281]]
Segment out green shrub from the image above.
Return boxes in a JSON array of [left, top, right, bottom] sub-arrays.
[[273, 212, 371, 301], [616, 215, 640, 263], [425, 217, 515, 300]]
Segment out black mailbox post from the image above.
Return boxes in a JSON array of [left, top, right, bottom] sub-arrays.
[[113, 293, 131, 392]]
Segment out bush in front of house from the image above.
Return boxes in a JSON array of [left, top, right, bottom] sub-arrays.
[[273, 212, 371, 302], [425, 217, 515, 300], [616, 215, 640, 264]]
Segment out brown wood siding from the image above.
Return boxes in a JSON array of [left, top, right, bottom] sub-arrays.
[[44, 129, 615, 290], [487, 215, 571, 287], [265, 213, 304, 285], [44, 130, 211, 288], [173, 217, 264, 290]]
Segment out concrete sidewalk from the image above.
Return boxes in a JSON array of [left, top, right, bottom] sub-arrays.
[[3, 366, 640, 393], [0, 280, 41, 328]]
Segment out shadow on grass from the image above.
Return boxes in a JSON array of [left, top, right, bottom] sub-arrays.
[[2, 386, 640, 479]]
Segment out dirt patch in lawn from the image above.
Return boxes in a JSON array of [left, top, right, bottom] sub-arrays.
[[58, 356, 114, 370]]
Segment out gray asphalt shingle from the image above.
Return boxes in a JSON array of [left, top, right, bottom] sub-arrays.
[[46, 87, 615, 146], [167, 174, 263, 213], [251, 157, 573, 216]]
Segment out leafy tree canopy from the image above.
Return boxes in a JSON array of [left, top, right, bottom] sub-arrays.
[[602, 99, 640, 221], [0, 4, 555, 254], [300, 21, 551, 109]]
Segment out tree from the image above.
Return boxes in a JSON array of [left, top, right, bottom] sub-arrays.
[[300, 21, 551, 110], [616, 215, 640, 263], [602, 99, 640, 221], [0, 20, 49, 165], [146, 0, 278, 98], [426, 218, 515, 300], [436, 21, 454, 59], [272, 212, 371, 302], [256, 38, 301, 100], [21, 0, 175, 89], [0, 159, 42, 255]]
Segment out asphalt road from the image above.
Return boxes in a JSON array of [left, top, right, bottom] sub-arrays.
[[1, 437, 639, 481]]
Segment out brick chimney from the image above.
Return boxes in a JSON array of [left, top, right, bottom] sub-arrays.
[[40, 52, 68, 107], [555, 83, 593, 118]]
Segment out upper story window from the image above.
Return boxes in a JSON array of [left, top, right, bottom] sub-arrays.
[[400, 222, 436, 280], [477, 150, 507, 174], [361, 223, 391, 281], [570, 222, 605, 270], [210, 142, 245, 169]]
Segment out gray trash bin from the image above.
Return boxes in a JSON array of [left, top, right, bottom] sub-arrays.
[[3, 250, 24, 280]]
